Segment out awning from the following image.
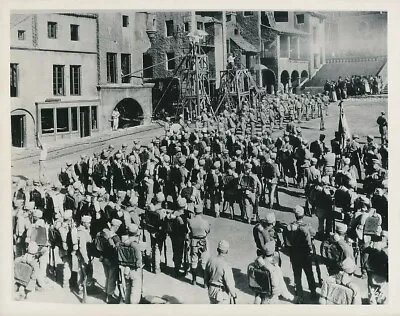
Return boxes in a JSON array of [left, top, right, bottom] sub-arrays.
[[230, 35, 258, 54], [261, 24, 309, 37]]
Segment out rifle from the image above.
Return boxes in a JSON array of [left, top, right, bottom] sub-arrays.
[[82, 265, 88, 303], [183, 237, 188, 275], [164, 238, 168, 267]]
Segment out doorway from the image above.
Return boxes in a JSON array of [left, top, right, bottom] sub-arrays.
[[80, 106, 91, 138], [11, 115, 25, 147]]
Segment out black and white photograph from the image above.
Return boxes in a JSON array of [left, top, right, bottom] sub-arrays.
[[7, 9, 390, 307]]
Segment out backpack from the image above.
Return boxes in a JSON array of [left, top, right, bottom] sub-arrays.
[[48, 225, 61, 248], [117, 244, 138, 268], [14, 261, 34, 287], [30, 225, 48, 247], [92, 232, 108, 258], [363, 211, 382, 236], [320, 239, 344, 265], [143, 210, 164, 234], [319, 279, 355, 305], [247, 262, 272, 295]]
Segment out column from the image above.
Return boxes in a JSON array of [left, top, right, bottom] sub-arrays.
[[287, 36, 291, 58], [297, 37, 300, 59]]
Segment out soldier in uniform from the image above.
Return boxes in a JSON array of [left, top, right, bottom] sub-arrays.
[[167, 197, 188, 276], [76, 215, 93, 298], [263, 152, 280, 209], [322, 147, 336, 185], [57, 209, 78, 290], [376, 111, 388, 145], [344, 134, 363, 181], [253, 212, 282, 256], [145, 193, 167, 274], [187, 203, 210, 286], [239, 163, 258, 223], [252, 240, 294, 304], [204, 240, 237, 304], [121, 224, 143, 304], [101, 218, 123, 303], [285, 206, 317, 303]]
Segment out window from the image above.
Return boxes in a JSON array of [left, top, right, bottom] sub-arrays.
[[70, 65, 81, 95], [296, 14, 304, 24], [184, 22, 189, 32], [10, 63, 18, 97], [48, 22, 57, 39], [122, 15, 129, 27], [106, 53, 117, 83], [18, 30, 25, 40], [143, 54, 153, 78], [70, 24, 79, 41], [234, 28, 239, 35], [56, 108, 69, 133], [41, 109, 54, 134], [71, 107, 78, 131], [166, 20, 174, 36], [274, 11, 288, 22], [166, 52, 175, 70], [121, 54, 131, 83], [197, 22, 204, 30], [226, 14, 231, 22], [53, 65, 65, 96], [243, 11, 254, 17], [91, 106, 98, 129]]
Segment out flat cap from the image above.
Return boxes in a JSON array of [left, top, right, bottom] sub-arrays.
[[177, 197, 187, 209], [111, 219, 122, 227], [263, 240, 276, 256], [64, 209, 73, 220], [265, 212, 276, 225], [217, 240, 230, 253], [32, 210, 43, 218], [294, 205, 304, 217], [194, 203, 203, 214], [24, 201, 35, 210], [127, 224, 139, 236], [82, 215, 92, 223], [341, 258, 356, 274], [335, 222, 348, 235]]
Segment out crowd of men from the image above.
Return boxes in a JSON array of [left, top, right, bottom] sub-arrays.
[[12, 92, 388, 305], [324, 75, 385, 101]]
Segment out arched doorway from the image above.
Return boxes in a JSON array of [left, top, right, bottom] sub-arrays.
[[291, 70, 300, 93], [280, 70, 290, 93], [11, 108, 36, 148], [262, 69, 276, 94], [114, 98, 144, 129], [301, 70, 309, 81]]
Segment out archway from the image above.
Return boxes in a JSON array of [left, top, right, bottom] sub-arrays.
[[301, 70, 309, 80], [114, 98, 144, 129], [11, 108, 37, 148], [262, 69, 276, 94], [280, 70, 290, 93], [291, 70, 300, 93]]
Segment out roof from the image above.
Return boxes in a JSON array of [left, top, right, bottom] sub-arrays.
[[230, 35, 258, 53], [262, 24, 309, 37]]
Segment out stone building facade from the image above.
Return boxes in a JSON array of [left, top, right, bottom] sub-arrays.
[[10, 12, 154, 148]]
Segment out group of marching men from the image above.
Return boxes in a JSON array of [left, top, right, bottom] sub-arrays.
[[200, 91, 330, 136], [12, 100, 388, 304]]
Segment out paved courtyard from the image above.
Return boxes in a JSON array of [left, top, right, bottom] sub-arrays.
[[13, 97, 388, 304]]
